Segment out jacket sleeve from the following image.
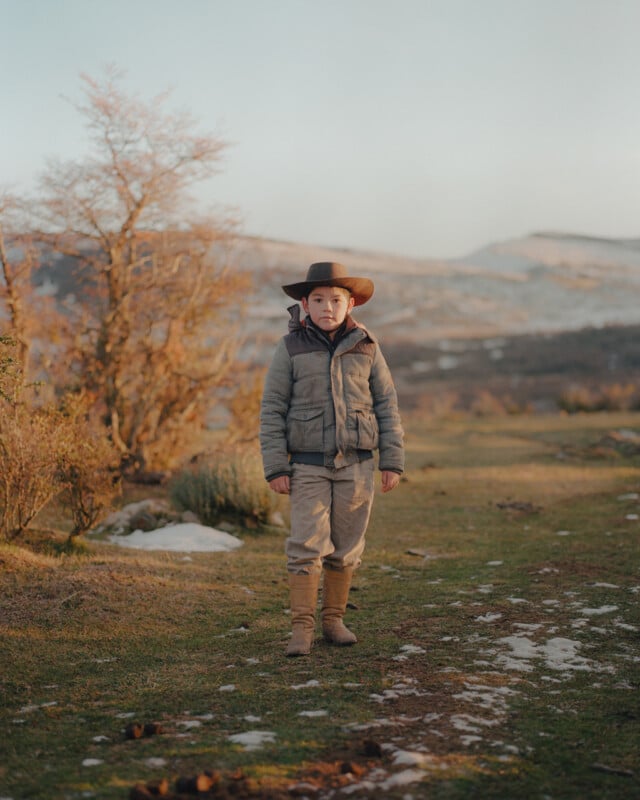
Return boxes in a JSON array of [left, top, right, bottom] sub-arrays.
[[259, 339, 293, 481], [370, 344, 405, 473]]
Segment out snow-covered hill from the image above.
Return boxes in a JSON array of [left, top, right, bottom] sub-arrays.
[[234, 232, 640, 361]]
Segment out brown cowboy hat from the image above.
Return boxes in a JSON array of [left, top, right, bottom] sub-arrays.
[[282, 262, 374, 306]]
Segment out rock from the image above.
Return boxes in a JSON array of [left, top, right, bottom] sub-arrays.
[[129, 511, 158, 531], [146, 778, 170, 796], [144, 721, 164, 736], [129, 784, 153, 800], [363, 738, 383, 757], [175, 773, 214, 793], [125, 722, 145, 739]]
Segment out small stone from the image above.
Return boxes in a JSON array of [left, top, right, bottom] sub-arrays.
[[129, 785, 153, 800], [175, 773, 213, 793], [144, 722, 164, 736], [145, 778, 170, 796], [125, 722, 145, 739], [363, 738, 383, 757], [129, 511, 158, 531]]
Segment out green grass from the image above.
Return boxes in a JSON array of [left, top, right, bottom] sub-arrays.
[[1, 412, 640, 798]]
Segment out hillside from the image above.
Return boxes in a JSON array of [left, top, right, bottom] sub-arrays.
[[235, 232, 640, 351], [231, 233, 640, 412], [33, 230, 640, 413]]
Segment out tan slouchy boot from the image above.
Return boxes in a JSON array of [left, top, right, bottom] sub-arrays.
[[286, 572, 320, 657], [321, 568, 358, 646]]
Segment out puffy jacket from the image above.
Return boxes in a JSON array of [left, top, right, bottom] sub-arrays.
[[260, 305, 404, 481]]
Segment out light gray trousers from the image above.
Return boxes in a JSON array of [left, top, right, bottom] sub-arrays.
[[286, 460, 376, 575]]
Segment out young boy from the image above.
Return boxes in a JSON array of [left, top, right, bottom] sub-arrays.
[[260, 261, 404, 656]]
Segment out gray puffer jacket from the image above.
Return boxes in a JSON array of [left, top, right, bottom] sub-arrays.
[[260, 306, 404, 481]]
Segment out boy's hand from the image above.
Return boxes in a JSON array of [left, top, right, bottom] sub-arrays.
[[381, 470, 401, 493], [269, 475, 291, 495]]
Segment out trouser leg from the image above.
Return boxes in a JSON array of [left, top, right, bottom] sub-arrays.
[[286, 464, 333, 574], [322, 460, 375, 644]]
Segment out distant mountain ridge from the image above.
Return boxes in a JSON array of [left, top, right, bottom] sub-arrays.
[[234, 232, 640, 360]]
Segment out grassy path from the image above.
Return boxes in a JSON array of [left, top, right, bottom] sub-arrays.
[[1, 413, 639, 798]]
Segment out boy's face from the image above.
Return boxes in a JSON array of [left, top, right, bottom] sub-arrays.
[[301, 286, 355, 334]]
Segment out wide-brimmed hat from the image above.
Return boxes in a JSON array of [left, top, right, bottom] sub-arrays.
[[282, 262, 374, 306]]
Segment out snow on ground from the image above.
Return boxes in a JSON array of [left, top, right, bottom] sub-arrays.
[[228, 730, 277, 751], [106, 523, 243, 553]]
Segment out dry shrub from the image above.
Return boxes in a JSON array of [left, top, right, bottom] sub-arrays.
[[470, 390, 529, 417], [0, 406, 63, 539], [169, 448, 274, 528], [0, 339, 120, 540], [415, 391, 460, 419], [559, 382, 640, 414], [56, 395, 121, 538], [226, 368, 266, 444], [470, 390, 508, 417], [598, 383, 639, 412]]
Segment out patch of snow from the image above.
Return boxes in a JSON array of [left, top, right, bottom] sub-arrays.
[[298, 710, 328, 717], [513, 623, 543, 631], [290, 679, 321, 690], [460, 734, 483, 746], [380, 768, 428, 790], [437, 355, 459, 370], [108, 523, 243, 552], [145, 758, 167, 768], [581, 606, 618, 616], [497, 634, 596, 673], [92, 735, 109, 743], [392, 750, 435, 768], [399, 644, 426, 655], [244, 714, 261, 722], [177, 720, 202, 729], [556, 530, 572, 536], [592, 582, 619, 589], [228, 730, 276, 750], [82, 759, 103, 767], [451, 714, 499, 733], [219, 684, 236, 692], [476, 612, 502, 623], [617, 493, 639, 501], [487, 560, 503, 566]]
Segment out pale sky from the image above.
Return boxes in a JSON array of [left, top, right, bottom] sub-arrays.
[[2, 0, 639, 259]]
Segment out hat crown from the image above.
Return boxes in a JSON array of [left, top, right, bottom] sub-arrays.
[[305, 262, 348, 283]]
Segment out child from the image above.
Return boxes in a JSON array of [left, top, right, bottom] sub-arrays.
[[260, 261, 405, 657]]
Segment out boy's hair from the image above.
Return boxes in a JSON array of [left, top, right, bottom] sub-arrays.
[[303, 285, 352, 301]]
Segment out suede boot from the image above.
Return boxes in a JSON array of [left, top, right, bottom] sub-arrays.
[[321, 568, 358, 646], [286, 572, 320, 657]]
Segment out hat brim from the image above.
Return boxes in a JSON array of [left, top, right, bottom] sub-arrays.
[[281, 277, 374, 306]]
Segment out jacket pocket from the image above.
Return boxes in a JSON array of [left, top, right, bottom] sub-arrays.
[[287, 407, 324, 452], [355, 409, 378, 450]]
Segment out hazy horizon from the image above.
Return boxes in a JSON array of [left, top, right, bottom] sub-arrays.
[[2, 0, 640, 260]]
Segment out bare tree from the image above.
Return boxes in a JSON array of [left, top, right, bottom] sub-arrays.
[[36, 69, 249, 472], [0, 194, 39, 379]]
